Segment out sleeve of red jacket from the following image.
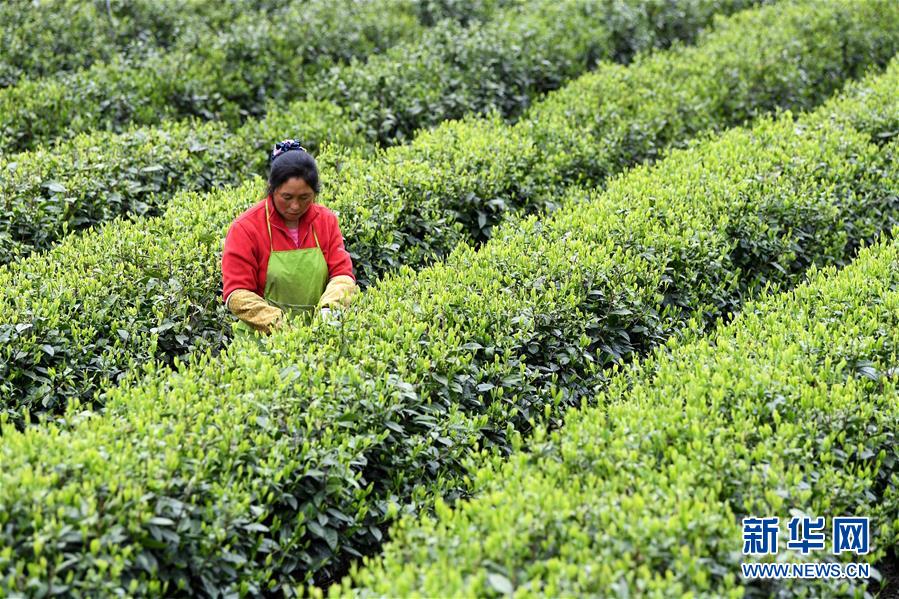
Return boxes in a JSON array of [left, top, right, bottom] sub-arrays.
[[222, 220, 260, 303], [323, 211, 355, 280]]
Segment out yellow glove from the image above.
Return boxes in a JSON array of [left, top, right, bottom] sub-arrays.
[[317, 275, 359, 309], [226, 289, 283, 335]]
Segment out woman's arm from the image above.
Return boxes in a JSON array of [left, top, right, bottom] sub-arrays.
[[223, 220, 283, 333], [222, 220, 260, 303]]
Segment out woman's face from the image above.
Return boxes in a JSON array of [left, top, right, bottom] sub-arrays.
[[273, 177, 315, 224]]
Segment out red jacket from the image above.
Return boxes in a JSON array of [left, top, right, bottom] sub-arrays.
[[222, 196, 355, 303]]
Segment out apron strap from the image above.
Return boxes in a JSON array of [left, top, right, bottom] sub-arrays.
[[265, 197, 274, 253], [312, 224, 321, 250]]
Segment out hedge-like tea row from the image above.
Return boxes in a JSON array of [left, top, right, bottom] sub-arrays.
[[0, 0, 757, 155], [311, 0, 761, 146], [0, 0, 425, 154], [2, 0, 895, 420], [413, 0, 516, 26], [345, 235, 899, 599], [0, 0, 512, 88], [332, 0, 899, 289], [0, 0, 518, 89], [0, 0, 282, 87], [1, 62, 897, 594], [0, 0, 758, 265], [0, 105, 365, 266]]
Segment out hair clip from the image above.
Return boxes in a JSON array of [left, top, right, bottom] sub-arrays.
[[270, 138, 308, 163]]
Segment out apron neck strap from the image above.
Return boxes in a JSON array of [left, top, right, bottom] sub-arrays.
[[266, 197, 275, 253]]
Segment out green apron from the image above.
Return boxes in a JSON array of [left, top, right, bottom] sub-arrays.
[[233, 201, 329, 337]]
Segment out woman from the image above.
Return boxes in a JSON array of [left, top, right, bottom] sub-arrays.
[[222, 139, 358, 335]]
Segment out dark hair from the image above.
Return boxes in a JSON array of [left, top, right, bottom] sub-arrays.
[[267, 148, 320, 197]]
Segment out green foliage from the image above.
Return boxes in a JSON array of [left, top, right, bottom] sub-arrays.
[[1, 53, 897, 594], [2, 0, 897, 421], [0, 0, 755, 263], [0, 0, 425, 153], [0, 0, 278, 87], [317, 0, 762, 146], [411, 0, 524, 26], [0, 103, 364, 265], [0, 0, 756, 154], [338, 0, 899, 289], [346, 233, 899, 598]]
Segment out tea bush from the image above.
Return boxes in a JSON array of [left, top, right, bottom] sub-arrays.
[[0, 0, 759, 264], [0, 0, 281, 86], [0, 0, 425, 153], [0, 58, 896, 595], [0, 0, 758, 154], [1, 0, 895, 418], [345, 232, 899, 597]]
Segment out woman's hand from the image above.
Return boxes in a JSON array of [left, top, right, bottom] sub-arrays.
[[227, 289, 284, 334], [318, 275, 359, 308]]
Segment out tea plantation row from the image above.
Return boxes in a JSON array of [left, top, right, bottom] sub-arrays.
[[0, 0, 291, 87], [0, 0, 423, 153], [345, 223, 899, 598], [0, 47, 896, 596], [0, 0, 513, 89], [0, 0, 756, 264], [2, 0, 896, 423], [0, 0, 745, 155]]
